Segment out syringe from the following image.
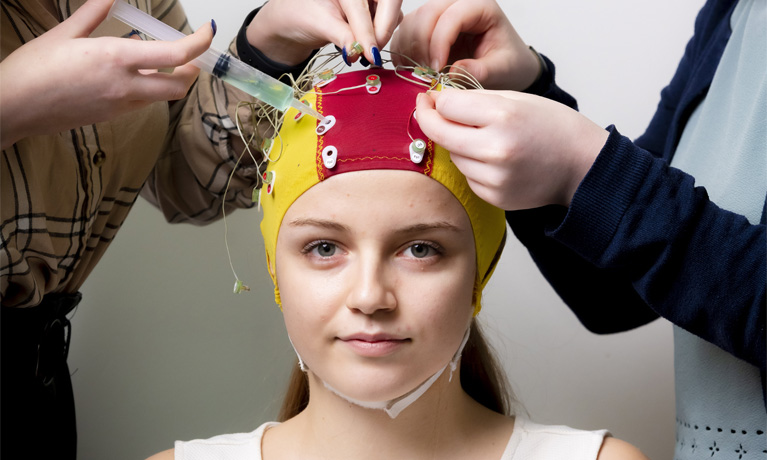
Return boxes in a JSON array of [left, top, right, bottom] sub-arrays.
[[108, 0, 324, 121]]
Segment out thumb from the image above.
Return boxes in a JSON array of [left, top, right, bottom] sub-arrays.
[[54, 0, 115, 38], [449, 59, 489, 87], [451, 49, 517, 90]]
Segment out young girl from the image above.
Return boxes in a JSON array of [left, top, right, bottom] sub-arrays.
[[148, 68, 647, 460], [1, 0, 399, 457]]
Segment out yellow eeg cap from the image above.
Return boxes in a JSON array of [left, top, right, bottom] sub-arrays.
[[259, 70, 506, 315]]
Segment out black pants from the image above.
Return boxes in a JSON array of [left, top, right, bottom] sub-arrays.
[[1, 292, 81, 460]]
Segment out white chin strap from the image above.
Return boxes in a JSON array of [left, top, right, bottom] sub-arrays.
[[289, 327, 471, 419]]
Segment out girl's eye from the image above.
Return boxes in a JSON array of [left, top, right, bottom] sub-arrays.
[[404, 243, 438, 259], [311, 242, 336, 257]]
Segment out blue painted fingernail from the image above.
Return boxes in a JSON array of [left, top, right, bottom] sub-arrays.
[[360, 55, 370, 67], [371, 46, 382, 67], [342, 47, 351, 66], [128, 29, 140, 38], [211, 19, 217, 37]]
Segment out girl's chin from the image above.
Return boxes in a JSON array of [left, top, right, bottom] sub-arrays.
[[311, 371, 422, 404]]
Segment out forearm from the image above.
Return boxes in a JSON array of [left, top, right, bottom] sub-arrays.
[[236, 7, 319, 83], [0, 63, 37, 149], [510, 127, 766, 370], [244, 4, 315, 66]]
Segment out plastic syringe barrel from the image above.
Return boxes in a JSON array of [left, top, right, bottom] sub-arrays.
[[108, 0, 295, 112]]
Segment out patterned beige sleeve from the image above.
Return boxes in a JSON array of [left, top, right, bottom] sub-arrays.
[[141, 0, 265, 225]]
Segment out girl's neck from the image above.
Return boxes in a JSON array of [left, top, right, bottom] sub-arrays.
[[263, 371, 514, 460]]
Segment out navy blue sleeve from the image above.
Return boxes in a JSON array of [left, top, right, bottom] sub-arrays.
[[506, 0, 765, 372], [545, 128, 764, 370], [506, 130, 662, 335], [509, 126, 766, 371], [236, 7, 318, 83], [522, 54, 578, 111], [514, 58, 662, 333]]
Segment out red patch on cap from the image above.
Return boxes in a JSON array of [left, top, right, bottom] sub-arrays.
[[314, 71, 434, 181]]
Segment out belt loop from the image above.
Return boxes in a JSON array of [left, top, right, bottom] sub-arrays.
[[32, 293, 81, 387]]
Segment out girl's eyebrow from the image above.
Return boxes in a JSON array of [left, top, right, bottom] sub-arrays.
[[393, 222, 463, 235], [287, 218, 350, 232], [288, 218, 461, 234]]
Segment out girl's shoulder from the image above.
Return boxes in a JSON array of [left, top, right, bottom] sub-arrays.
[[146, 449, 174, 460], [503, 418, 648, 460], [147, 422, 279, 460], [597, 437, 649, 460]]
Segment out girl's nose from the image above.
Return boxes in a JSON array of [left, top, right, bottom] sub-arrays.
[[345, 256, 397, 315]]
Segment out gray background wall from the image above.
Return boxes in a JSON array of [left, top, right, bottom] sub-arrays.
[[69, 0, 704, 458]]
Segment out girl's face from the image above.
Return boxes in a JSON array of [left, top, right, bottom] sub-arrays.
[[275, 170, 477, 402]]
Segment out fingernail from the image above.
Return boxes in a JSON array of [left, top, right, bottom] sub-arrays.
[[371, 46, 382, 67], [342, 47, 351, 66], [211, 19, 217, 37], [360, 55, 370, 67], [128, 29, 140, 38], [430, 59, 440, 72]]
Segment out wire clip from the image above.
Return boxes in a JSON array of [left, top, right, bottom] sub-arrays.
[[366, 74, 381, 94], [316, 115, 336, 135], [322, 146, 338, 169], [348, 42, 364, 59], [314, 69, 337, 88], [233, 279, 250, 294], [409, 139, 426, 164], [261, 137, 273, 156], [262, 170, 276, 195], [412, 66, 438, 84]]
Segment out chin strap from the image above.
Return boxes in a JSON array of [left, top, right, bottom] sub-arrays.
[[290, 327, 471, 419]]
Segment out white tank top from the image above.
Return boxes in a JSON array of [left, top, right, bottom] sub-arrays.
[[174, 417, 608, 460]]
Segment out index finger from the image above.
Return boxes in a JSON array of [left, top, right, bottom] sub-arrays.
[[415, 90, 484, 155], [371, 0, 403, 47], [53, 0, 113, 38], [428, 88, 510, 128], [338, 0, 381, 65], [123, 22, 214, 70], [429, 0, 491, 72], [390, 0, 453, 69]]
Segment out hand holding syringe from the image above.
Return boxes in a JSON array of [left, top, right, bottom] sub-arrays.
[[108, 0, 324, 121]]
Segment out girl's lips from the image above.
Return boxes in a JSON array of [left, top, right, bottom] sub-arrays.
[[338, 334, 410, 357]]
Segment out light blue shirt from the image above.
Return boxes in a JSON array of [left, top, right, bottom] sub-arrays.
[[670, 0, 766, 458]]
